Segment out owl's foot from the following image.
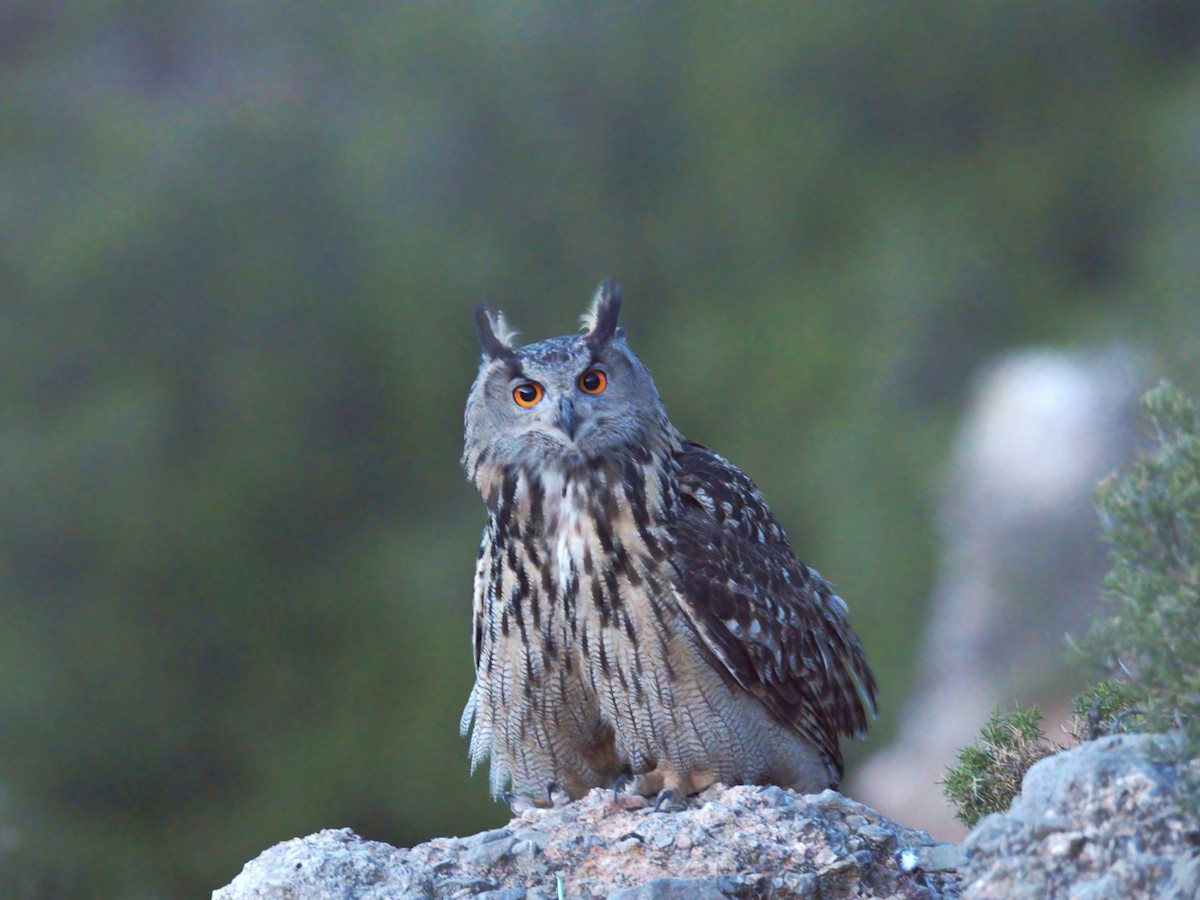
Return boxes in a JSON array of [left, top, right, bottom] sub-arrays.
[[502, 781, 570, 814], [618, 766, 716, 812]]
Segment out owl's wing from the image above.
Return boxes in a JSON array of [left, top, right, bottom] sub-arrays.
[[668, 441, 878, 775]]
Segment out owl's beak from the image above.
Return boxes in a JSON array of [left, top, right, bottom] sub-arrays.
[[557, 398, 577, 441]]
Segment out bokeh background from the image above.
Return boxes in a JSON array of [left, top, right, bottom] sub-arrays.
[[3, 2, 1199, 895]]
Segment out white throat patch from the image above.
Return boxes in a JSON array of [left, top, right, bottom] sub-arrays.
[[538, 468, 589, 593]]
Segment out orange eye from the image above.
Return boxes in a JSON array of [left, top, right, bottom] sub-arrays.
[[579, 369, 607, 394], [513, 382, 544, 407]]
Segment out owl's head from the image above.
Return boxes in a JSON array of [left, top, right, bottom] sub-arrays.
[[463, 281, 669, 480]]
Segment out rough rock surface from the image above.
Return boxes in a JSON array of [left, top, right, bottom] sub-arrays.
[[214, 732, 1199, 898], [961, 733, 1200, 898], [214, 785, 962, 899]]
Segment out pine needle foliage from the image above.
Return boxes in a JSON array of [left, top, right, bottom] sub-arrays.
[[940, 704, 1057, 828]]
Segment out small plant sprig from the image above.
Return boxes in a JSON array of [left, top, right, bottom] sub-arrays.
[[1064, 680, 1143, 744], [940, 704, 1058, 828]]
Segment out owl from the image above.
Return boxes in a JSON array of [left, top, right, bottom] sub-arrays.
[[460, 281, 877, 809]]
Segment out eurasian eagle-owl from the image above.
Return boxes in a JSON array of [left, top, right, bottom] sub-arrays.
[[461, 281, 877, 808]]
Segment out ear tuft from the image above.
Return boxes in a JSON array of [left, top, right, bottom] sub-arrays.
[[473, 303, 519, 360], [581, 279, 622, 346]]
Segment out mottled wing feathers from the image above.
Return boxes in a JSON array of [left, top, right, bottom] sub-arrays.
[[668, 441, 878, 775]]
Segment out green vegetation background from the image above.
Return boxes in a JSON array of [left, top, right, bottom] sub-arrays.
[[1, 3, 1198, 895]]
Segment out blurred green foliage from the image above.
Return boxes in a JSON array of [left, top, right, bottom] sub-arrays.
[[1, 2, 1198, 895], [1086, 383, 1200, 748]]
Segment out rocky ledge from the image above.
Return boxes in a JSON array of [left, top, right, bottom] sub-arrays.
[[215, 733, 1196, 899], [214, 786, 961, 899], [961, 732, 1199, 898]]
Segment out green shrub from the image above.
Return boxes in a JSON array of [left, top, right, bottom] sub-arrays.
[[941, 704, 1057, 828], [1084, 381, 1200, 751]]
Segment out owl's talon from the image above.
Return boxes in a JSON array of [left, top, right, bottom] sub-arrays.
[[503, 784, 568, 813], [503, 791, 539, 814], [609, 775, 650, 811], [651, 789, 678, 813], [545, 781, 571, 808]]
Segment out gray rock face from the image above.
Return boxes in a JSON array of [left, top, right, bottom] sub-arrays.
[[961, 733, 1200, 899], [214, 785, 961, 899], [211, 828, 420, 899]]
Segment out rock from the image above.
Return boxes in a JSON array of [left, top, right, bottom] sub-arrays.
[[465, 835, 517, 867], [1165, 856, 1200, 898], [212, 828, 424, 899], [512, 829, 551, 852], [214, 785, 961, 898], [919, 842, 968, 872], [1044, 831, 1085, 859], [214, 733, 1196, 897], [961, 733, 1198, 898], [607, 876, 736, 899], [756, 784, 792, 808]]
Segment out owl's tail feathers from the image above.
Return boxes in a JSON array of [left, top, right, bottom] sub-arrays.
[[844, 654, 879, 735], [460, 683, 495, 778], [825, 616, 879, 742]]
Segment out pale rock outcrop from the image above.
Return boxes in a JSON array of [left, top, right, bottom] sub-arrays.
[[215, 732, 1197, 898], [961, 733, 1198, 898], [214, 784, 962, 899]]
